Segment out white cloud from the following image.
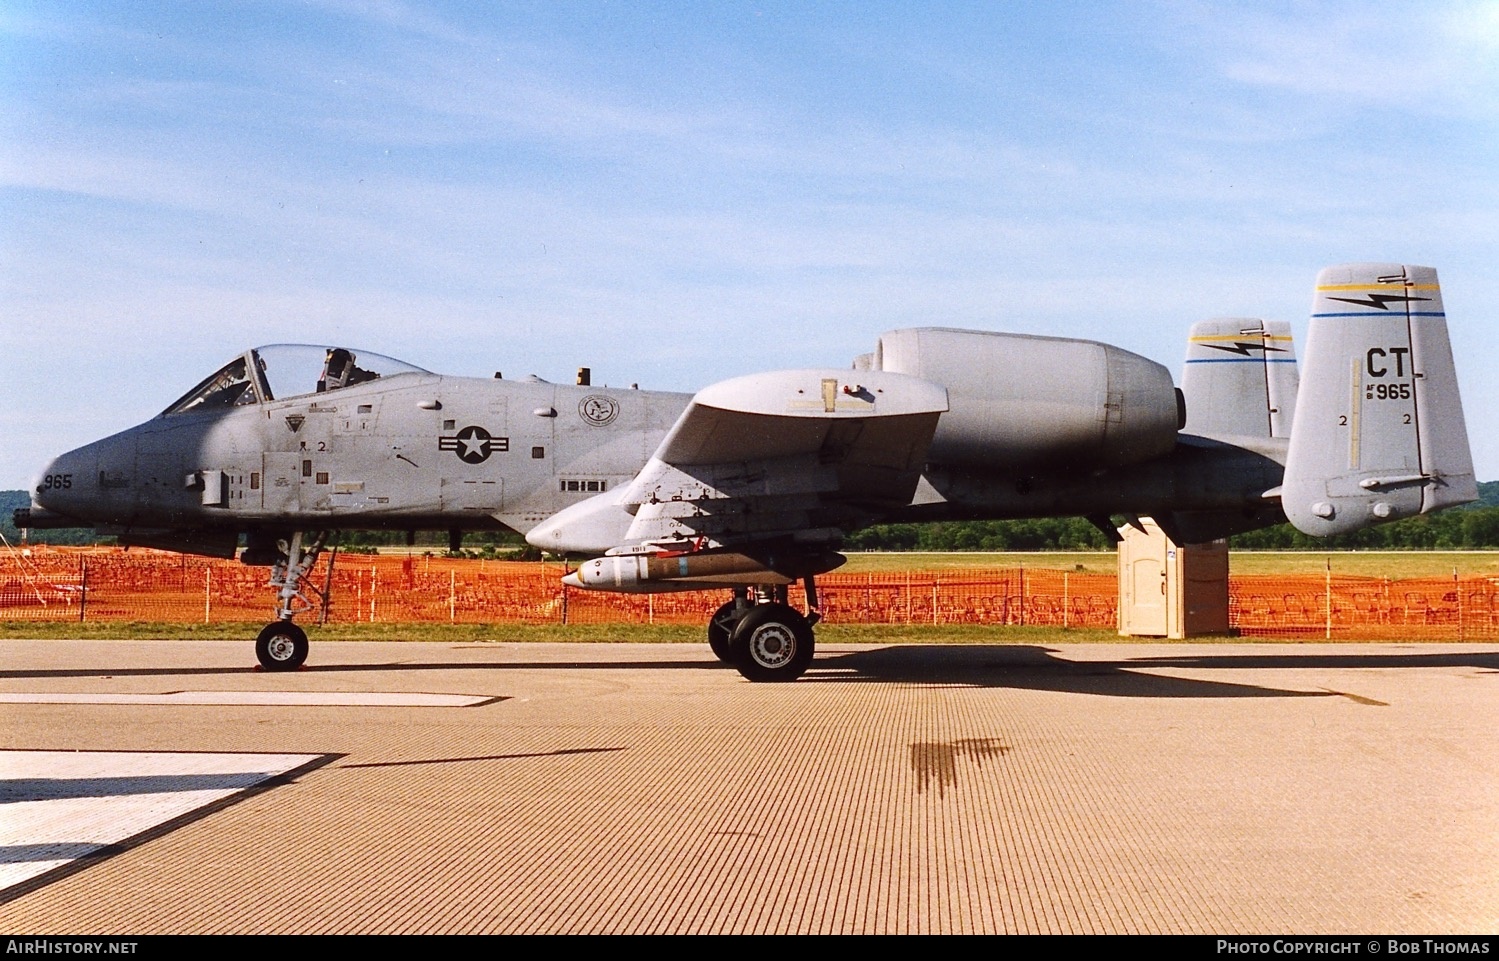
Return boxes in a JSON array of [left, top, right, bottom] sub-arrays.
[[1175, 0, 1499, 118]]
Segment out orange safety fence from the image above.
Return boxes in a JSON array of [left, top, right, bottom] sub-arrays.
[[3, 546, 1498, 640]]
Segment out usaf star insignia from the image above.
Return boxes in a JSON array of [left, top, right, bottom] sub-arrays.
[[439, 425, 501, 464]]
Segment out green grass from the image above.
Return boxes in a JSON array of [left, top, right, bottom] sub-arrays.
[[1224, 551, 1499, 578], [0, 620, 1121, 645], [837, 550, 1499, 578], [0, 619, 1444, 646], [0, 621, 696, 643], [838, 552, 1118, 574]]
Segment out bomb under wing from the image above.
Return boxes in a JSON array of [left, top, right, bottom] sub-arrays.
[[564, 546, 847, 593]]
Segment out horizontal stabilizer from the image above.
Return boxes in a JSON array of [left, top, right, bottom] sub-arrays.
[[1281, 264, 1476, 536]]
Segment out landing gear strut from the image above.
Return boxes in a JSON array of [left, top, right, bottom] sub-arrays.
[[714, 577, 822, 682], [256, 531, 328, 671]]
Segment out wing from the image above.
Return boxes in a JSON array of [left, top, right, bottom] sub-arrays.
[[526, 369, 948, 570]]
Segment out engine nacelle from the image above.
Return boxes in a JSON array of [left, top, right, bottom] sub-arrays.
[[873, 328, 1181, 471]]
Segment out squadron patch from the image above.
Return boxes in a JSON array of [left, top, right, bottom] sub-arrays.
[[578, 395, 620, 427], [439, 425, 508, 464]]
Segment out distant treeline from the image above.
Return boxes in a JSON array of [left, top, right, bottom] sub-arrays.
[[848, 480, 1499, 550], [848, 508, 1499, 551], [6, 483, 1499, 551], [0, 489, 93, 545]]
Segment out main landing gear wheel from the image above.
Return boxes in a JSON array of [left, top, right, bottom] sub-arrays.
[[729, 602, 814, 682], [707, 601, 739, 663], [256, 621, 309, 671]]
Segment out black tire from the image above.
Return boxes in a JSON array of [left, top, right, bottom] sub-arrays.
[[256, 621, 308, 671], [729, 602, 814, 682], [707, 601, 739, 663]]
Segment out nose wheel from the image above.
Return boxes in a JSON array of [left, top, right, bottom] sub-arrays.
[[253, 530, 327, 670], [256, 621, 309, 671]]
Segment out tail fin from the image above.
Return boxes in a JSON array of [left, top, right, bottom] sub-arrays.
[[1181, 318, 1297, 439], [1281, 263, 1476, 536]]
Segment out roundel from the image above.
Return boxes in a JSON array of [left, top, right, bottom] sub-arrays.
[[443, 425, 495, 464], [578, 395, 620, 427]]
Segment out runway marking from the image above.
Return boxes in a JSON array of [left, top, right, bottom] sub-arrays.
[[0, 749, 334, 901], [0, 692, 502, 707]]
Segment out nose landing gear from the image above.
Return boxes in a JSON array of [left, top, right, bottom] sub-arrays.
[[254, 531, 328, 671]]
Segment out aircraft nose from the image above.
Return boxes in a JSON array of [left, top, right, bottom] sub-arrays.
[[32, 430, 136, 523], [33, 450, 87, 514]]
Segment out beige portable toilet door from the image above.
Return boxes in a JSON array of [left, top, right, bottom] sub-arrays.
[[1127, 555, 1168, 636]]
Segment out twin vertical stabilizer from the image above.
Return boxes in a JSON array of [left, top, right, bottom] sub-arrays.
[[1281, 264, 1476, 536], [1181, 318, 1297, 440]]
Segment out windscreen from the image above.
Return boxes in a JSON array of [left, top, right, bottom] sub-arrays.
[[161, 355, 260, 416], [162, 346, 429, 415]]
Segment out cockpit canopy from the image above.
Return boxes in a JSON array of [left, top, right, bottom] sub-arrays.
[[162, 345, 429, 417]]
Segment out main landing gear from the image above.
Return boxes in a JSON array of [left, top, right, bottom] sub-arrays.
[[707, 579, 822, 682], [255, 531, 328, 671]]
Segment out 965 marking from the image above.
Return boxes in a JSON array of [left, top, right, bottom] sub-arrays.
[[40, 473, 72, 490], [1366, 382, 1412, 401]]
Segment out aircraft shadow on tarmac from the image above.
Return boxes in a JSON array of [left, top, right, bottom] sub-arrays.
[[811, 645, 1499, 696], [0, 843, 128, 866], [341, 746, 626, 769], [6, 644, 1495, 698], [806, 646, 1320, 697], [1, 772, 277, 803]]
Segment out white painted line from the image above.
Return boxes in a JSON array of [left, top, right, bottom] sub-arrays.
[[0, 750, 325, 895], [0, 692, 497, 707]]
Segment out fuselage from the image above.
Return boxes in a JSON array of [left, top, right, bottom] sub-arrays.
[[33, 382, 1286, 550], [34, 368, 693, 539], [30, 340, 1291, 553]]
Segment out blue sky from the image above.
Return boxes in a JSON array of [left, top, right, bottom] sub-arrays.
[[3, 1, 1497, 492]]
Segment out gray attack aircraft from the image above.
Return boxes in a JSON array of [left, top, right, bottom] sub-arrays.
[[19, 263, 1476, 680]]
